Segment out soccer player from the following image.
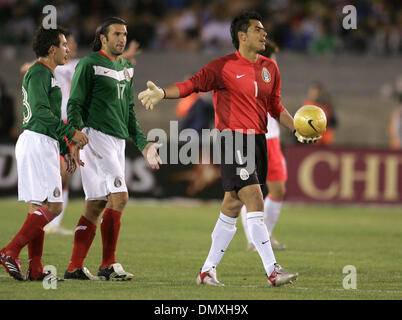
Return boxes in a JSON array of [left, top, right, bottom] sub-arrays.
[[64, 17, 162, 281], [0, 26, 88, 281], [240, 40, 287, 251], [138, 12, 318, 286], [21, 33, 142, 236]]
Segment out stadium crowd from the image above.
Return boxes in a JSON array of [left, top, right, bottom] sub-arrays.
[[0, 0, 401, 55]]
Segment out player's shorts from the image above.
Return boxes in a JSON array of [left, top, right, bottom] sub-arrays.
[[266, 137, 288, 182], [79, 127, 127, 201], [15, 130, 63, 204], [219, 131, 268, 197]]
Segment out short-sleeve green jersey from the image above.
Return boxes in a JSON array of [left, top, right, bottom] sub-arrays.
[[22, 62, 76, 155], [67, 51, 148, 151]]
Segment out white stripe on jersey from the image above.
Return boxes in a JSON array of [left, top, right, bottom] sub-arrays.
[[55, 59, 80, 121], [51, 77, 60, 88], [93, 66, 134, 82]]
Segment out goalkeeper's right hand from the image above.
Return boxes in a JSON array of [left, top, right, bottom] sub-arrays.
[[138, 81, 165, 110], [294, 130, 321, 144]]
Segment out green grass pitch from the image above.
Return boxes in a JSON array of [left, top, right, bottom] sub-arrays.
[[0, 199, 401, 300]]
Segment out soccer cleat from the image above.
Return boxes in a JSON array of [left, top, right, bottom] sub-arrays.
[[0, 248, 25, 281], [27, 270, 64, 282], [270, 236, 286, 250], [196, 267, 224, 286], [267, 263, 298, 287], [98, 263, 133, 281], [44, 225, 74, 235], [64, 267, 100, 280]]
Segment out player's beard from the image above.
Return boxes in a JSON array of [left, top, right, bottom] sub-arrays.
[[112, 44, 125, 56]]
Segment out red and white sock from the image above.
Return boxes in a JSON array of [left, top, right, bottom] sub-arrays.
[[67, 215, 96, 272], [4, 207, 54, 258], [100, 208, 122, 268]]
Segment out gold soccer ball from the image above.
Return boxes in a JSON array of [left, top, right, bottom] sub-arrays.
[[294, 105, 327, 138]]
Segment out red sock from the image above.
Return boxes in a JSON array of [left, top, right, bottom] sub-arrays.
[[100, 208, 122, 268], [5, 207, 54, 258], [28, 214, 45, 277], [67, 215, 96, 272]]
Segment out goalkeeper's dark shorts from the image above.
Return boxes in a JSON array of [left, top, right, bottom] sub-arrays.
[[218, 131, 268, 197]]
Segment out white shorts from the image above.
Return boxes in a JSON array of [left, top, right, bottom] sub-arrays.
[[80, 127, 127, 201], [15, 130, 63, 204]]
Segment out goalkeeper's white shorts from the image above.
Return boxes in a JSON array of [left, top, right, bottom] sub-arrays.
[[15, 130, 63, 205], [79, 127, 127, 201]]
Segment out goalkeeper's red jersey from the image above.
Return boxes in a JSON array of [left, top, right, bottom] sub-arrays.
[[175, 51, 284, 134]]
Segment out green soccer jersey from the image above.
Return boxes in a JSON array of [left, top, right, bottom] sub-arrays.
[[22, 62, 76, 155], [67, 51, 148, 151]]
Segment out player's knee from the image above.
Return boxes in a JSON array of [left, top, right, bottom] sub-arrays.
[[86, 200, 107, 217], [109, 192, 128, 212], [47, 202, 63, 216], [221, 200, 242, 217], [270, 186, 286, 200], [246, 198, 264, 212]]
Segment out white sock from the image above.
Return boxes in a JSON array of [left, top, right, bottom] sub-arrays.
[[201, 212, 237, 273], [47, 189, 69, 228], [247, 211, 276, 275], [240, 205, 253, 244], [264, 197, 283, 236]]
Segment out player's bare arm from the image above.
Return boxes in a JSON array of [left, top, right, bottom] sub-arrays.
[[278, 108, 295, 132]]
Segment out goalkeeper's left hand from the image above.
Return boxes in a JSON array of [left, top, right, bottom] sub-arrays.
[[138, 81, 165, 110], [294, 130, 322, 144]]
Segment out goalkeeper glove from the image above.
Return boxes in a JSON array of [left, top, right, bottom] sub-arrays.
[[294, 130, 322, 144], [138, 80, 165, 110]]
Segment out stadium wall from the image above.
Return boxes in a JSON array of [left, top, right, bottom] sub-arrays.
[[1, 142, 401, 204]]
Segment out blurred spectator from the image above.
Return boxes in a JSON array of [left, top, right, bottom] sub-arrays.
[[0, 0, 401, 55], [0, 78, 17, 141], [388, 75, 402, 149], [388, 100, 402, 149], [200, 2, 232, 52], [177, 92, 214, 134], [303, 81, 338, 146]]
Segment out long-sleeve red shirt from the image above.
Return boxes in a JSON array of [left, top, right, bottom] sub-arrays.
[[175, 51, 285, 134]]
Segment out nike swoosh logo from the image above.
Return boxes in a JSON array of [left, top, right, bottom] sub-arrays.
[[104, 71, 109, 74], [236, 74, 246, 78], [307, 119, 318, 133], [262, 240, 270, 245], [220, 249, 225, 253]]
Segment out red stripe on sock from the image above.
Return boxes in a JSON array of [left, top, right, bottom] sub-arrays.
[[266, 195, 283, 203]]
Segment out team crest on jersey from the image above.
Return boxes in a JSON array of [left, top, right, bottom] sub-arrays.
[[53, 187, 61, 198], [262, 67, 271, 83], [123, 68, 131, 82]]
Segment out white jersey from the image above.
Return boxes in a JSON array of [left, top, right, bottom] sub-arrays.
[[265, 112, 280, 139], [54, 58, 79, 121]]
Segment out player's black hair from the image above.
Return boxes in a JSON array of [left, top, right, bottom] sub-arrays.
[[230, 11, 262, 50], [92, 17, 127, 51], [32, 26, 67, 58]]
